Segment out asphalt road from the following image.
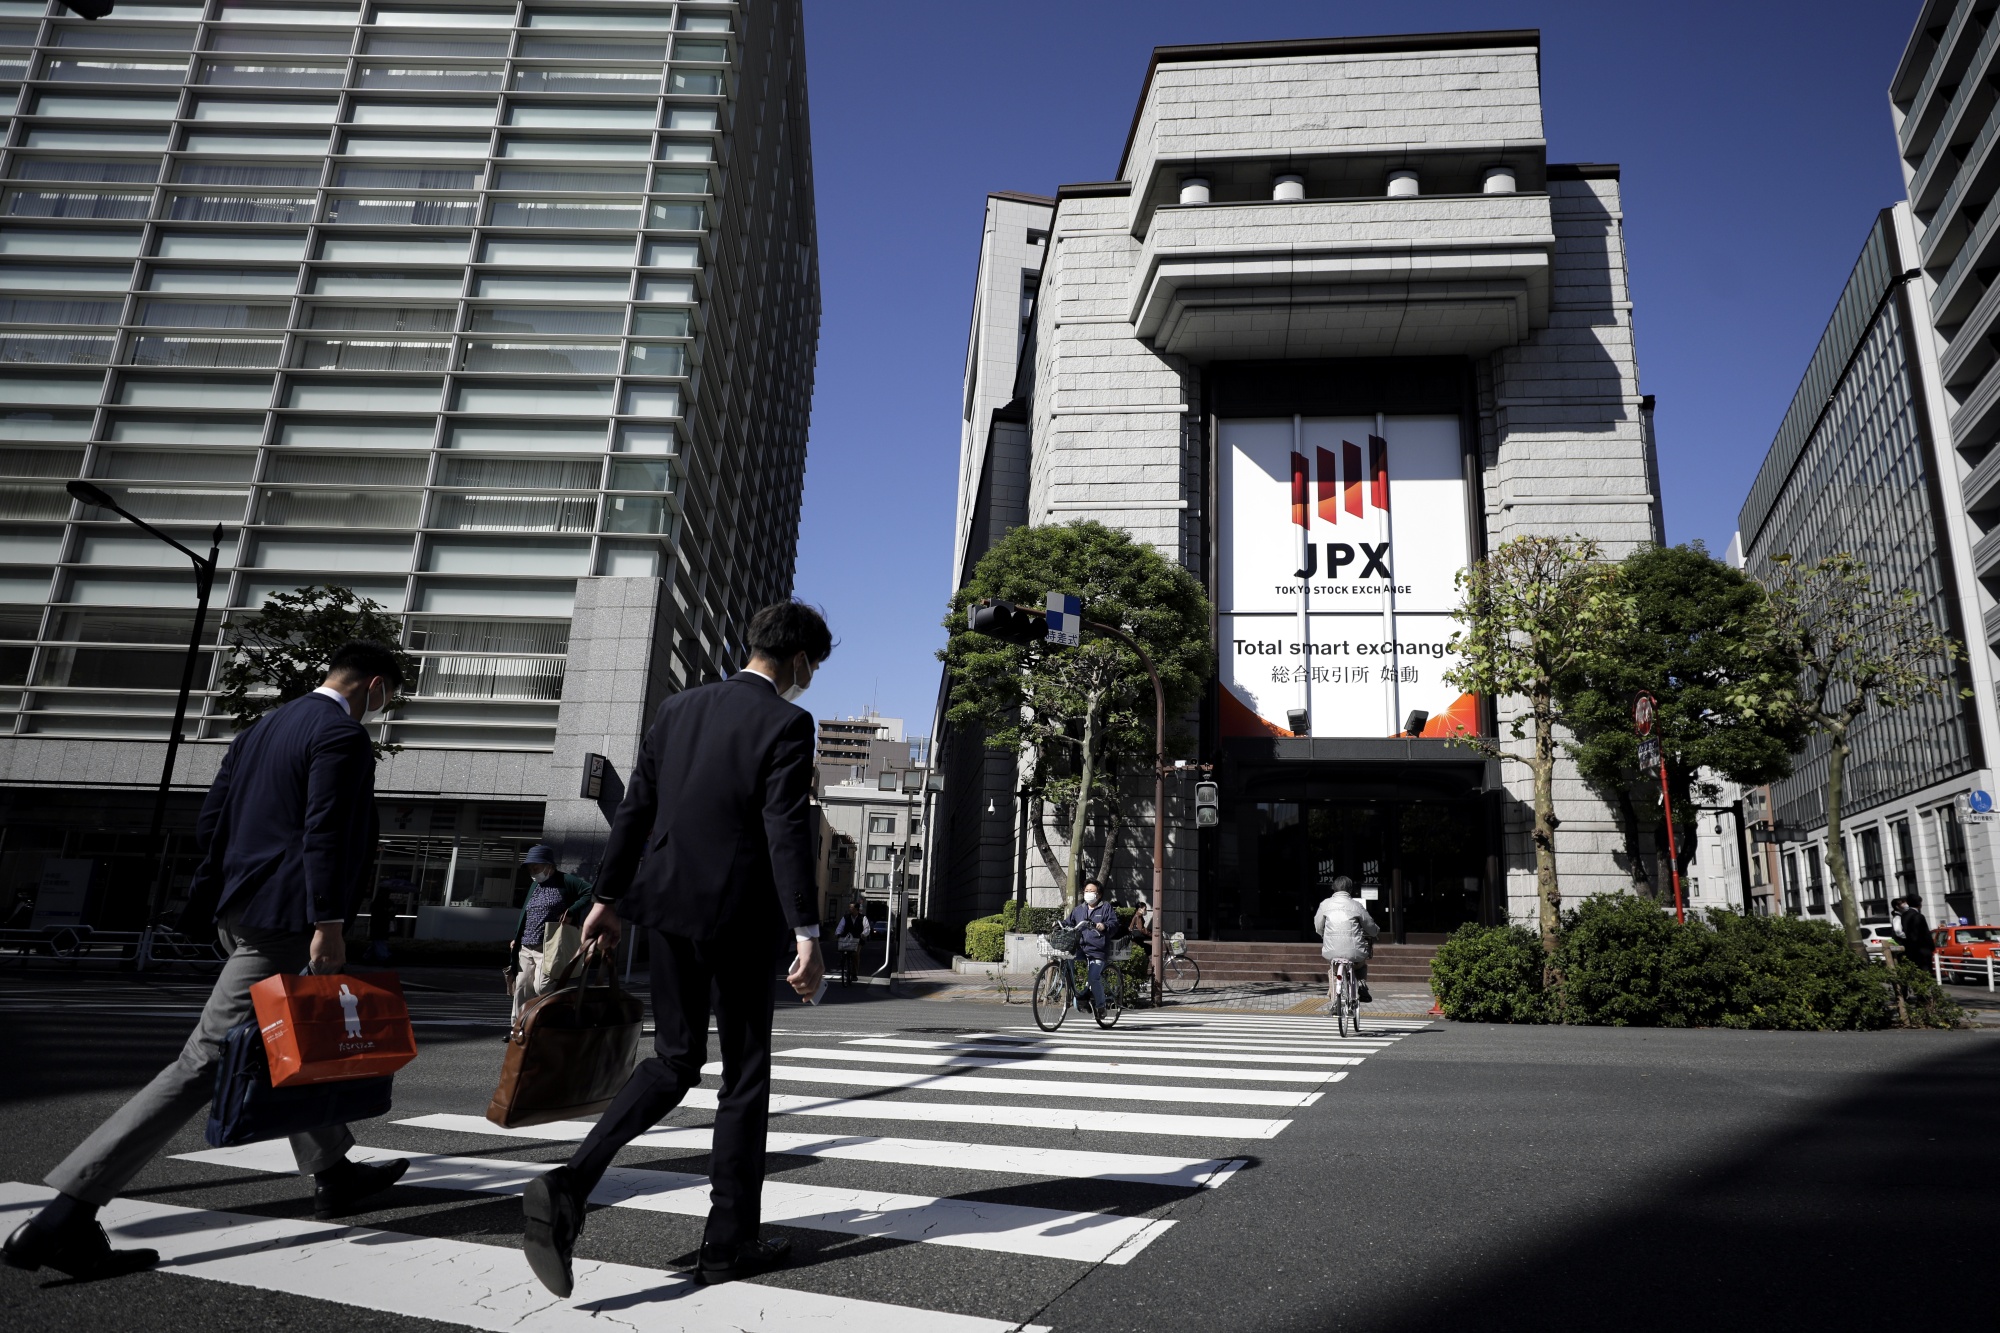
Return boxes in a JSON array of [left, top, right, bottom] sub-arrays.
[[0, 969, 1994, 1331]]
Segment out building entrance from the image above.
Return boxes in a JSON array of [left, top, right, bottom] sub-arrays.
[[1213, 797, 1486, 943]]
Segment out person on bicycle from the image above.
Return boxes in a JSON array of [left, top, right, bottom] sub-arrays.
[[833, 900, 871, 984], [1313, 876, 1378, 1007], [1064, 879, 1123, 1017]]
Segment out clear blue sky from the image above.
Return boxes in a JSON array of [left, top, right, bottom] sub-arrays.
[[788, 0, 1919, 734]]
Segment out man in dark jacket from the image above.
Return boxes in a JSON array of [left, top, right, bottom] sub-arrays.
[[1894, 897, 1937, 969], [1064, 878, 1124, 1017], [3, 642, 411, 1281], [522, 602, 830, 1296]]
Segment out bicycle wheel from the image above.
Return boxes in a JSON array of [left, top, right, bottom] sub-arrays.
[[1164, 954, 1200, 994], [1335, 967, 1351, 1038], [1094, 968, 1126, 1028], [1032, 961, 1071, 1032]]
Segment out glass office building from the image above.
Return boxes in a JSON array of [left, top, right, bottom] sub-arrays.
[[0, 0, 818, 928]]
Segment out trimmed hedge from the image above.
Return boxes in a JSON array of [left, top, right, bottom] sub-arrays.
[[959, 900, 1133, 967], [1432, 894, 1960, 1030]]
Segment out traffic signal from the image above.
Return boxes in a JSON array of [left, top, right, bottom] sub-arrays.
[[1194, 780, 1220, 828], [967, 598, 1047, 646]]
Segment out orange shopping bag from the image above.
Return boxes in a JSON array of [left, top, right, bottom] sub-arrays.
[[249, 972, 418, 1088]]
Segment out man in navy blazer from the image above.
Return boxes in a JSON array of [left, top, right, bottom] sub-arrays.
[[522, 601, 830, 1296], [5, 641, 412, 1280]]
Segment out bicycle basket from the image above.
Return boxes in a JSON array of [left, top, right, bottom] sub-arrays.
[[1167, 931, 1186, 956], [1040, 923, 1080, 959]]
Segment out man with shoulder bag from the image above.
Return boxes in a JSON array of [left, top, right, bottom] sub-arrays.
[[520, 602, 830, 1296]]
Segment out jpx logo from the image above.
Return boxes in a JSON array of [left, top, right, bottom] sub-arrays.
[[1289, 434, 1391, 579]]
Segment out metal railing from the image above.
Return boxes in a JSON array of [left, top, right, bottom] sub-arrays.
[[1934, 951, 1998, 991]]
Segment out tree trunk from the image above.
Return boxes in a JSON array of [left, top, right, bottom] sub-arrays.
[[1062, 695, 1100, 910], [1531, 683, 1562, 953], [1099, 801, 1124, 892], [1030, 792, 1065, 895], [1825, 725, 1859, 945], [1613, 786, 1655, 897]]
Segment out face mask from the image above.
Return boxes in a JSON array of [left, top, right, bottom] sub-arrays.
[[780, 656, 813, 703], [360, 679, 390, 725], [1083, 892, 1099, 906]]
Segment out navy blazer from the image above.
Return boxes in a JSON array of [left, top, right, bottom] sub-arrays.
[[595, 672, 819, 942], [190, 691, 379, 935]]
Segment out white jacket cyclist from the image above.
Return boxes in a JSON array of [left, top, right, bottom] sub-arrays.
[[1313, 888, 1380, 964]]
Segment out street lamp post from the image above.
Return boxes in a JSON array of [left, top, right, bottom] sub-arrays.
[[66, 480, 222, 939]]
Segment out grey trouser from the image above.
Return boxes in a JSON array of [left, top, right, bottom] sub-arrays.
[[45, 912, 353, 1206]]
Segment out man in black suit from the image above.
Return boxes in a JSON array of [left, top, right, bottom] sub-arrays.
[[523, 601, 830, 1295], [4, 641, 412, 1280]]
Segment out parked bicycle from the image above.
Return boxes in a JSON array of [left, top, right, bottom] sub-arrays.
[[1031, 924, 1129, 1031], [1160, 931, 1199, 994], [1326, 956, 1362, 1036]]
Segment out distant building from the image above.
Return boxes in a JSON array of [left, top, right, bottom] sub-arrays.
[[816, 713, 926, 786], [818, 777, 926, 921]]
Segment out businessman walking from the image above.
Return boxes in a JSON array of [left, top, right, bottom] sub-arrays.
[[4, 641, 412, 1280], [522, 601, 830, 1295]]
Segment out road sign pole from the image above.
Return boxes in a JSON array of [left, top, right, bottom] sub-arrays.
[[1658, 756, 1684, 923], [1634, 690, 1685, 922]]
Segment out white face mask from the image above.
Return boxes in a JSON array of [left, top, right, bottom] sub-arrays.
[[1083, 892, 1099, 906], [780, 656, 813, 703], [360, 678, 390, 725]]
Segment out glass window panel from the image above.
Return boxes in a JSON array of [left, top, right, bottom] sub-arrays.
[[207, 29, 352, 54], [173, 160, 320, 185], [293, 337, 450, 370], [650, 168, 707, 194], [252, 535, 412, 570], [25, 127, 170, 150], [3, 373, 105, 403], [342, 134, 488, 158], [55, 26, 197, 50], [468, 306, 620, 335], [333, 164, 480, 188], [146, 267, 297, 294], [166, 193, 316, 223], [155, 232, 305, 260], [426, 538, 588, 574], [607, 459, 668, 491], [1, 333, 114, 364], [0, 529, 63, 563], [662, 107, 717, 132], [44, 58, 190, 83], [621, 385, 678, 418], [0, 229, 142, 258], [1, 414, 93, 442], [614, 423, 673, 454], [428, 490, 596, 533], [65, 572, 207, 607], [94, 448, 257, 479], [372, 7, 513, 26], [260, 487, 422, 526], [647, 201, 703, 230], [266, 452, 429, 482], [0, 489, 69, 521], [642, 241, 698, 268], [677, 12, 731, 32], [673, 40, 727, 62], [236, 575, 405, 610], [136, 300, 287, 327], [445, 422, 605, 451], [218, 5, 360, 23], [516, 37, 665, 60], [597, 541, 657, 576], [629, 309, 688, 337], [602, 494, 665, 533], [511, 68, 659, 95], [463, 341, 617, 373], [473, 273, 626, 299], [107, 415, 263, 443], [305, 304, 452, 331], [667, 69, 722, 96], [3, 189, 151, 219], [525, 9, 672, 28], [285, 378, 438, 409], [318, 235, 466, 262], [349, 102, 495, 126], [488, 198, 641, 228], [8, 159, 160, 183], [508, 104, 652, 130], [656, 140, 712, 162], [415, 580, 571, 615], [453, 383, 612, 414], [438, 456, 599, 488], [182, 131, 331, 153], [499, 136, 648, 160], [481, 238, 631, 267], [362, 33, 507, 56], [311, 268, 460, 295], [623, 343, 684, 376], [199, 60, 345, 86], [44, 607, 231, 645], [324, 195, 478, 225], [192, 98, 339, 122], [276, 419, 434, 448], [128, 334, 282, 367], [493, 166, 644, 192], [79, 531, 239, 566], [117, 376, 271, 406], [34, 93, 180, 118], [356, 65, 503, 91], [0, 264, 133, 292], [80, 483, 249, 521]]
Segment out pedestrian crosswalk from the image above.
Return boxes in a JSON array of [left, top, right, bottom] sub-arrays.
[[33, 1008, 1429, 1330]]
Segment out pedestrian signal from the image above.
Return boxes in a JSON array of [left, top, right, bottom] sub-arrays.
[[1194, 780, 1220, 827]]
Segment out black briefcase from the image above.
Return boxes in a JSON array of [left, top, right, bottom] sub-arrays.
[[205, 1016, 394, 1148]]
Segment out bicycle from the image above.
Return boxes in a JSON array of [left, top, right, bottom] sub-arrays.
[[1031, 925, 1126, 1032], [1326, 957, 1361, 1036], [1161, 931, 1199, 994]]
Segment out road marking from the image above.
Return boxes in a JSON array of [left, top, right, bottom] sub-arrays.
[[681, 1087, 1294, 1139], [396, 1113, 1248, 1189], [0, 1182, 1042, 1332], [770, 1045, 1343, 1083], [736, 1062, 1332, 1107], [178, 1144, 1178, 1266], [855, 1036, 1373, 1066]]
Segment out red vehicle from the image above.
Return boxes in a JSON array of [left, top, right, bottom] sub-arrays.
[[1932, 924, 2000, 981]]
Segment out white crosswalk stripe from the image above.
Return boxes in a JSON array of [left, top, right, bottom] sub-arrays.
[[679, 1087, 1295, 1138], [736, 1060, 1334, 1106], [765, 1044, 1349, 1081], [854, 1035, 1373, 1064]]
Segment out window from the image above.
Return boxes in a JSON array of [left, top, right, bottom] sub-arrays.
[[677, 12, 731, 33], [253, 535, 413, 571], [333, 164, 479, 190], [10, 159, 161, 184], [428, 489, 595, 533], [663, 108, 718, 132], [643, 241, 699, 268], [606, 459, 669, 491], [439, 457, 599, 489], [137, 300, 287, 327], [219, 5, 360, 24], [867, 844, 893, 862], [372, 7, 514, 27], [294, 338, 450, 371], [657, 140, 712, 163], [1856, 827, 1886, 916], [426, 538, 589, 575], [499, 137, 649, 161], [155, 232, 305, 260], [516, 37, 667, 60], [414, 581, 573, 616], [467, 306, 621, 335], [651, 168, 708, 194], [1937, 804, 1972, 907], [494, 167, 645, 193], [261, 488, 421, 528], [637, 276, 695, 302], [668, 69, 722, 96], [117, 377, 272, 407], [601, 495, 665, 532], [286, 378, 439, 410], [445, 422, 605, 451], [0, 228, 143, 257], [524, 10, 674, 30], [648, 202, 704, 231], [1805, 846, 1824, 914], [208, 29, 351, 54], [480, 239, 632, 267], [276, 419, 434, 448], [45, 58, 189, 83], [265, 449, 423, 481], [0, 333, 114, 364], [191, 98, 339, 123], [864, 873, 890, 891], [166, 193, 316, 222], [174, 160, 320, 185], [615, 424, 672, 454], [311, 270, 462, 295], [319, 236, 467, 263], [182, 131, 330, 154], [621, 385, 678, 418], [340, 135, 489, 158], [306, 304, 452, 332], [348, 102, 496, 127], [488, 199, 641, 229], [56, 27, 195, 50], [624, 343, 684, 375], [453, 382, 613, 415], [463, 342, 618, 374], [128, 335, 282, 367], [673, 40, 727, 62], [324, 196, 478, 225], [868, 815, 894, 834], [3, 190, 152, 220], [106, 415, 262, 443], [356, 65, 503, 91], [1892, 819, 1917, 901], [511, 68, 658, 95], [362, 33, 508, 57], [473, 273, 627, 300], [35, 93, 180, 118], [1, 416, 92, 444], [630, 309, 689, 337], [147, 268, 298, 294], [26, 127, 170, 151], [199, 61, 344, 86]]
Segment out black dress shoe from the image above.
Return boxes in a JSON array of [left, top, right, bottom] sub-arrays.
[[313, 1157, 410, 1221], [521, 1167, 586, 1298], [4, 1217, 158, 1280], [696, 1235, 791, 1285], [1359, 983, 1373, 1003]]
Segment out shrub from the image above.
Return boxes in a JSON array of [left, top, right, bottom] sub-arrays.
[[1550, 894, 1732, 1027], [963, 915, 1007, 963], [1705, 909, 1892, 1031], [1887, 958, 1965, 1030], [1430, 922, 1548, 1022]]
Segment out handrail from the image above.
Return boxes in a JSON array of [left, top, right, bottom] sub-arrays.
[[1911, 12, 2000, 216], [1920, 101, 2000, 271], [1902, 0, 1981, 160], [1933, 951, 1996, 991], [1932, 191, 2000, 320]]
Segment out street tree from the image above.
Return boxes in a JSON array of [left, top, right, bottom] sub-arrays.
[[1444, 534, 1632, 953], [219, 584, 417, 755], [1760, 552, 1966, 944], [941, 521, 1212, 908], [1557, 542, 1808, 896]]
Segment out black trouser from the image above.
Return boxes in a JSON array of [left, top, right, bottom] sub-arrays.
[[566, 927, 778, 1251]]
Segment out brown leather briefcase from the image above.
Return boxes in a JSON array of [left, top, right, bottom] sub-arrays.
[[486, 947, 643, 1129]]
